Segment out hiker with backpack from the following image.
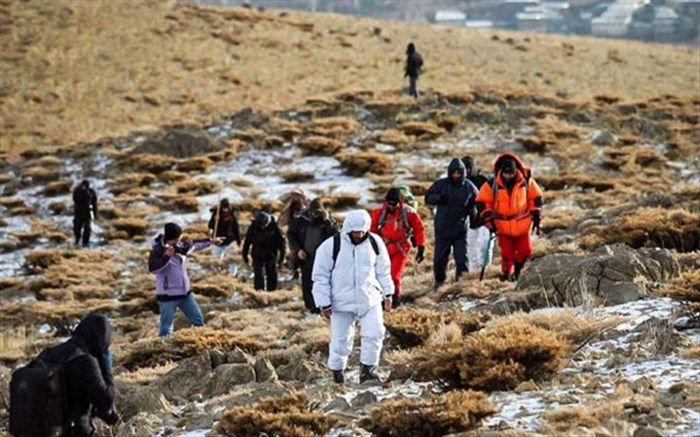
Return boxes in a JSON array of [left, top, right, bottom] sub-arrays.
[[475, 153, 544, 281], [461, 156, 493, 272], [242, 211, 286, 291], [370, 187, 426, 308], [312, 209, 394, 384], [287, 197, 338, 313], [425, 158, 479, 286], [149, 222, 223, 337], [72, 179, 97, 247], [405, 42, 423, 98], [208, 198, 241, 259], [10, 313, 119, 436]]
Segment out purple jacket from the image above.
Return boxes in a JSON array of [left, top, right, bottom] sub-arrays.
[[148, 234, 212, 298]]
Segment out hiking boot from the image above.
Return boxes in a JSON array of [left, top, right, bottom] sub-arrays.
[[513, 262, 525, 280], [332, 370, 345, 384], [498, 273, 509, 282], [360, 364, 379, 383]]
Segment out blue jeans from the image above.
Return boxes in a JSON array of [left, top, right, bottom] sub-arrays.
[[157, 293, 204, 337]]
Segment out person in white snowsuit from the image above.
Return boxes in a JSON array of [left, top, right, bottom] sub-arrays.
[[312, 209, 394, 384], [462, 156, 494, 272]]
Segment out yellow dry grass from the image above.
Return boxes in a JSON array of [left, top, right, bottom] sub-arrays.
[[2, 1, 698, 154]]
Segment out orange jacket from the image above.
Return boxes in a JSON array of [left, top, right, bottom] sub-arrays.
[[370, 202, 426, 257], [476, 153, 543, 237]]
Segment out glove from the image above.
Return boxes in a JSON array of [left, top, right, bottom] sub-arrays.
[[482, 211, 495, 231], [104, 408, 120, 425], [531, 210, 541, 235], [438, 193, 449, 204], [416, 246, 425, 263]]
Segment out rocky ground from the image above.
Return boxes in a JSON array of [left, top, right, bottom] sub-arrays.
[[0, 88, 699, 436]]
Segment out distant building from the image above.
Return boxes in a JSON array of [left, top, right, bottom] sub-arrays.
[[434, 10, 467, 26], [591, 0, 644, 38], [516, 4, 565, 33], [465, 20, 494, 29], [653, 6, 679, 40]]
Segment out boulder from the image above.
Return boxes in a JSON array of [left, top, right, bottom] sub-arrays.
[[592, 130, 617, 146], [517, 245, 679, 307], [227, 347, 254, 365], [151, 352, 213, 402], [115, 381, 173, 422], [254, 357, 278, 383], [134, 130, 220, 158], [116, 412, 164, 437], [205, 363, 256, 397], [351, 390, 378, 409], [276, 360, 324, 383]]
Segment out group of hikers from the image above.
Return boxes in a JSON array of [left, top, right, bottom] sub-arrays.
[[9, 41, 548, 435]]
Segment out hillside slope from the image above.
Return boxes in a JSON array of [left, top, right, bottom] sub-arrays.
[[1, 0, 698, 152]]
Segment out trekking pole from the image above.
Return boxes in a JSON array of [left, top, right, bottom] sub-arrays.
[[479, 231, 495, 282]]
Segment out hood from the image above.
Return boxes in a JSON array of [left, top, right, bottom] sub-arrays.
[[254, 212, 272, 228], [72, 313, 111, 356], [447, 158, 466, 181], [493, 152, 529, 176], [153, 234, 165, 248], [342, 209, 372, 234]]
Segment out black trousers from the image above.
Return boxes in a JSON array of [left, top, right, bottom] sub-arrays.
[[408, 76, 418, 98], [73, 216, 91, 247], [300, 259, 319, 313], [433, 233, 468, 285], [253, 258, 278, 291], [65, 415, 92, 436]]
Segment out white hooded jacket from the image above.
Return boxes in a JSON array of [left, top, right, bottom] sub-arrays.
[[312, 210, 394, 314]]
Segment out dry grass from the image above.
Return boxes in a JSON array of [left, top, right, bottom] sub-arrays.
[[4, 2, 698, 154], [173, 179, 220, 195], [119, 327, 264, 370], [375, 129, 410, 145], [110, 218, 150, 237], [362, 390, 495, 437], [297, 136, 344, 155], [385, 307, 489, 348], [41, 180, 72, 197], [280, 170, 315, 182], [661, 270, 700, 311], [216, 392, 336, 437], [398, 121, 446, 139], [304, 116, 360, 137], [408, 320, 570, 391], [337, 151, 391, 175], [580, 208, 700, 253]]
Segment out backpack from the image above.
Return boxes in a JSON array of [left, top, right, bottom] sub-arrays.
[[377, 205, 413, 244], [10, 349, 85, 437], [332, 233, 379, 267]]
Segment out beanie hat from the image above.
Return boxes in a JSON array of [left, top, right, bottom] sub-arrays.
[[385, 188, 401, 203], [500, 158, 517, 173], [309, 198, 325, 212], [462, 156, 475, 172], [164, 222, 182, 241]]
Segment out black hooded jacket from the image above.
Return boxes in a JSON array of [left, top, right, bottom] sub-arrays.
[[405, 44, 423, 78], [287, 210, 338, 261], [425, 158, 479, 237], [36, 314, 117, 428], [208, 207, 241, 246], [243, 213, 286, 262], [72, 185, 97, 219]]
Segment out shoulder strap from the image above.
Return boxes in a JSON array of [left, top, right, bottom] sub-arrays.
[[332, 233, 341, 266], [377, 207, 388, 232], [400, 206, 413, 237], [368, 234, 380, 255]]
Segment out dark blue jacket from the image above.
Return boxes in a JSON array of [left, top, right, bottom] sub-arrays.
[[425, 158, 478, 238]]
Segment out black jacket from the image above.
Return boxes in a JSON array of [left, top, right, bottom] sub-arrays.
[[208, 208, 241, 246], [72, 186, 97, 219], [405, 51, 423, 78], [243, 213, 286, 262], [425, 158, 478, 238], [36, 314, 117, 431], [287, 211, 337, 260]]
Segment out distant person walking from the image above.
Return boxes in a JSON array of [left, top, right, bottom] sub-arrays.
[[242, 212, 286, 291], [405, 42, 423, 98], [208, 198, 241, 259], [72, 179, 97, 247]]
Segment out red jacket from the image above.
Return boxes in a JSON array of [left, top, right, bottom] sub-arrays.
[[370, 201, 426, 257]]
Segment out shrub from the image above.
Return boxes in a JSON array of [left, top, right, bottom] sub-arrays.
[[399, 121, 446, 139], [304, 116, 360, 137], [376, 129, 409, 145], [362, 391, 495, 437], [580, 208, 699, 253], [385, 307, 490, 348], [280, 171, 315, 182], [173, 196, 199, 213], [410, 320, 570, 391], [176, 156, 214, 172], [41, 181, 72, 197], [48, 201, 68, 215], [337, 152, 391, 175], [297, 136, 344, 155], [216, 392, 336, 437], [120, 153, 176, 173], [173, 178, 220, 195], [661, 270, 700, 311], [111, 218, 150, 237]]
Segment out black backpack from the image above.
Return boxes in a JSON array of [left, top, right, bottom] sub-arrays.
[[332, 233, 379, 267], [10, 348, 85, 437]]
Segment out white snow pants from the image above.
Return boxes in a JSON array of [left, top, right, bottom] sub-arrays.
[[466, 223, 493, 272], [328, 304, 385, 371]]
